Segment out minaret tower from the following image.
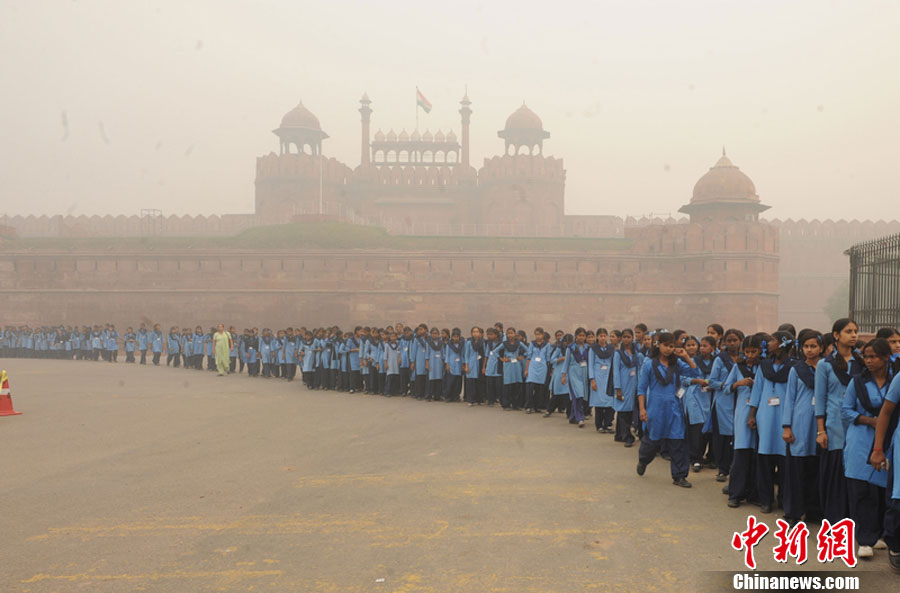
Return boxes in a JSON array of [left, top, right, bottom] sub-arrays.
[[359, 93, 372, 166], [459, 91, 472, 168]]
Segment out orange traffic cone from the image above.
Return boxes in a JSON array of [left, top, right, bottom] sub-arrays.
[[0, 370, 22, 416]]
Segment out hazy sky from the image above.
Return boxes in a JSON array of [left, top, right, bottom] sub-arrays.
[[1, 1, 898, 221]]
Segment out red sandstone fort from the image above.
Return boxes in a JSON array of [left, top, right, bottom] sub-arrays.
[[2, 94, 898, 332]]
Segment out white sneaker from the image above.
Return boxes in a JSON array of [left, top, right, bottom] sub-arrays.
[[858, 545, 874, 559], [874, 538, 888, 550]]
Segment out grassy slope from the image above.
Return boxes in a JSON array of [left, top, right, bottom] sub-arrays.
[[3, 222, 631, 253]]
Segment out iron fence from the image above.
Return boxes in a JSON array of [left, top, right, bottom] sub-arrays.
[[847, 233, 900, 333]]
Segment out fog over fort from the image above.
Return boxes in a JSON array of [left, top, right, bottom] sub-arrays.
[[1, 1, 897, 220]]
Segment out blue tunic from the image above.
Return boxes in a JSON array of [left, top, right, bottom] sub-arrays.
[[783, 366, 818, 457], [298, 340, 316, 372], [411, 337, 428, 376], [426, 340, 444, 380], [726, 363, 758, 450], [612, 349, 642, 412], [484, 341, 502, 377], [814, 356, 862, 451], [346, 337, 362, 371], [841, 377, 888, 487], [136, 330, 148, 351], [550, 345, 568, 396], [463, 339, 484, 379], [588, 346, 615, 407], [499, 342, 526, 385], [151, 331, 163, 353], [749, 363, 789, 456], [166, 333, 180, 354], [564, 344, 590, 400], [885, 374, 900, 500], [124, 332, 136, 353], [384, 342, 401, 375], [526, 342, 552, 385], [682, 357, 713, 425], [638, 358, 700, 441], [444, 342, 464, 376], [708, 354, 737, 436]]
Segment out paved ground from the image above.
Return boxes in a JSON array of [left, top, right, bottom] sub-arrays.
[[0, 359, 894, 592]]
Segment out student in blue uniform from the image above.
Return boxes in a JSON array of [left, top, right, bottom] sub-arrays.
[[346, 327, 362, 393], [150, 324, 163, 366], [589, 328, 616, 433], [409, 325, 427, 400], [841, 338, 890, 559], [562, 327, 589, 428], [228, 326, 239, 373], [782, 329, 824, 525], [282, 328, 296, 381], [815, 318, 862, 524], [137, 323, 149, 364], [635, 331, 700, 487], [725, 334, 762, 508], [612, 329, 641, 446], [190, 326, 204, 370], [525, 327, 552, 414], [443, 329, 464, 402], [204, 327, 215, 371], [545, 333, 571, 418], [180, 328, 192, 369], [424, 327, 444, 401], [399, 327, 414, 396], [869, 363, 900, 570], [383, 331, 402, 396], [463, 326, 485, 406], [259, 329, 275, 378], [166, 327, 181, 367], [123, 327, 137, 363], [298, 331, 316, 388], [707, 329, 745, 481], [498, 328, 527, 410], [106, 325, 119, 362], [483, 328, 503, 407], [683, 336, 715, 469], [748, 331, 794, 514]]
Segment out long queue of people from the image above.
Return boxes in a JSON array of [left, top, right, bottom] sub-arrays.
[[2, 319, 900, 571]]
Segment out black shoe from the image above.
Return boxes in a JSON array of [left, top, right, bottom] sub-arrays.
[[624, 441, 634, 448], [673, 478, 692, 488], [636, 462, 646, 476], [727, 498, 741, 508], [705, 461, 717, 470], [889, 551, 900, 572], [716, 473, 728, 482], [760, 504, 773, 514], [661, 453, 671, 461], [542, 412, 552, 418], [722, 486, 730, 495], [569, 419, 577, 424], [692, 463, 701, 473]]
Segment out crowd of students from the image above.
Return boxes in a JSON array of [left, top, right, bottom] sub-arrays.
[[2, 318, 900, 570]]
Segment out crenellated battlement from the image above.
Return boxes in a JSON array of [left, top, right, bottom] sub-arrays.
[[478, 154, 565, 182]]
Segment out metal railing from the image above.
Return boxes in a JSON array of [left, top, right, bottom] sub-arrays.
[[848, 233, 900, 333]]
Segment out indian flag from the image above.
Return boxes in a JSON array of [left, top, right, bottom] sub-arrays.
[[416, 87, 432, 113]]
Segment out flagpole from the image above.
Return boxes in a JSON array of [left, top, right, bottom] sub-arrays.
[[415, 86, 419, 132]]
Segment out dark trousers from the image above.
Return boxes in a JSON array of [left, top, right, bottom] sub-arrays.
[[376, 372, 385, 394], [229, 357, 236, 373], [247, 361, 260, 376], [756, 453, 784, 508], [443, 374, 462, 401], [525, 383, 546, 410], [639, 437, 689, 480], [126, 351, 135, 363], [166, 353, 176, 366], [465, 377, 484, 404], [140, 350, 147, 364], [728, 448, 758, 502], [399, 368, 411, 395], [616, 411, 635, 444], [262, 363, 273, 377], [783, 452, 822, 522], [568, 395, 584, 423], [385, 373, 399, 396], [413, 374, 427, 398], [594, 406, 614, 430], [885, 470, 900, 553], [819, 449, 849, 524], [501, 382, 522, 409], [350, 370, 362, 392], [686, 423, 711, 464], [548, 392, 568, 414], [428, 378, 442, 400], [846, 478, 885, 546], [152, 352, 161, 365], [207, 354, 215, 370], [485, 376, 501, 405], [302, 370, 314, 387], [711, 412, 734, 475]]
